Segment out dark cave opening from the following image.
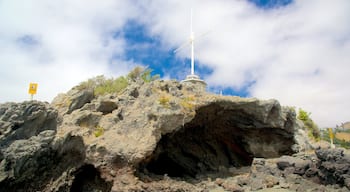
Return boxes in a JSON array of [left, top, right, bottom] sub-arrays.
[[137, 103, 295, 180], [144, 153, 192, 177], [70, 164, 112, 192], [138, 124, 254, 179]]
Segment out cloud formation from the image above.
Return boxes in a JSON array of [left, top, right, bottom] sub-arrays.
[[1, 0, 349, 127], [0, 0, 138, 102], [139, 0, 350, 127]]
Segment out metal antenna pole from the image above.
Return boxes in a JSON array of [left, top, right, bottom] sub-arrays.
[[190, 8, 195, 75]]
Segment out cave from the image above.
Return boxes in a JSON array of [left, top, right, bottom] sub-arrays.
[[138, 103, 295, 180], [70, 164, 112, 192]]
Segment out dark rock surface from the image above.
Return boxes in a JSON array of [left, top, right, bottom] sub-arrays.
[[138, 101, 297, 179], [0, 101, 89, 192], [51, 89, 94, 115], [315, 148, 350, 188], [243, 148, 350, 191], [0, 80, 347, 191], [0, 101, 57, 147]]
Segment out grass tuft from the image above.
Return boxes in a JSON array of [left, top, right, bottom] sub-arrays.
[[94, 126, 104, 137]]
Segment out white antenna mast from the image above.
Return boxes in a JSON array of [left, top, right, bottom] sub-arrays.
[[175, 8, 207, 90], [190, 8, 195, 75], [174, 8, 198, 76]]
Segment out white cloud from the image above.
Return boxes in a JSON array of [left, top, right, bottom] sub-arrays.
[[139, 0, 350, 127], [1, 0, 349, 127], [0, 0, 138, 102]]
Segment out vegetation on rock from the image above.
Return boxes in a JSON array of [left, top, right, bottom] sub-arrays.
[[76, 75, 128, 96], [2, 69, 349, 191], [94, 125, 104, 137], [127, 66, 160, 83], [180, 95, 195, 111], [297, 108, 320, 141], [158, 94, 171, 108], [77, 66, 160, 97]]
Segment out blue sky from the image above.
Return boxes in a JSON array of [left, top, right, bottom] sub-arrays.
[[249, 0, 292, 8], [121, 0, 292, 97], [0, 0, 350, 127], [121, 20, 222, 94]]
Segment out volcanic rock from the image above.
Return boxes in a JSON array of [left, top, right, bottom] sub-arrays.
[[0, 79, 347, 191], [0, 101, 57, 147]]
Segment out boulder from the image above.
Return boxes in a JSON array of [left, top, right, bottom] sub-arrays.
[[0, 101, 57, 147], [96, 100, 118, 115], [316, 148, 350, 187], [0, 130, 56, 184], [51, 88, 93, 115], [0, 101, 88, 192], [249, 148, 350, 191]]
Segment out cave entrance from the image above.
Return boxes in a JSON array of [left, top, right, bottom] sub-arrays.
[[70, 164, 112, 192], [137, 103, 295, 180]]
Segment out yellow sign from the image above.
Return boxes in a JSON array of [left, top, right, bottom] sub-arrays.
[[28, 83, 38, 95], [328, 128, 334, 140]]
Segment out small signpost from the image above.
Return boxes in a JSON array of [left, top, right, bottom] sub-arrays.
[[28, 83, 38, 100], [328, 128, 335, 148]]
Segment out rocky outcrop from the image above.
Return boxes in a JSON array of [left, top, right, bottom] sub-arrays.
[[244, 148, 350, 191], [0, 101, 89, 192], [172, 148, 349, 191], [314, 148, 350, 188], [54, 80, 305, 169], [0, 101, 57, 147], [52, 88, 94, 115], [0, 79, 345, 191]]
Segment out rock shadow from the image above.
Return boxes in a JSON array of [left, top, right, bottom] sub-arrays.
[[137, 103, 295, 181], [70, 164, 112, 192]]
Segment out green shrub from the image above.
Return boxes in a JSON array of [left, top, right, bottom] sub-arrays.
[[141, 68, 152, 82], [76, 67, 159, 97], [127, 66, 160, 83], [334, 137, 350, 149], [320, 129, 331, 142], [128, 66, 144, 81], [94, 76, 128, 96], [76, 75, 129, 96], [297, 108, 320, 140], [297, 109, 309, 121], [94, 126, 104, 137], [141, 69, 160, 83], [76, 75, 105, 90]]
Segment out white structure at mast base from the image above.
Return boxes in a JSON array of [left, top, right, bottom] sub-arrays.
[[179, 9, 207, 92], [181, 74, 207, 92]]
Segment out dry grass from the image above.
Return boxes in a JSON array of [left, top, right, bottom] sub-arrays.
[[335, 132, 350, 142], [158, 94, 171, 108], [180, 95, 196, 111]]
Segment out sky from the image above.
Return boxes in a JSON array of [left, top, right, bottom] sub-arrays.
[[0, 0, 349, 127]]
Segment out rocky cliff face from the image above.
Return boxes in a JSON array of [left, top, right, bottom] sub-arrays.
[[0, 80, 348, 191], [0, 101, 87, 191]]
